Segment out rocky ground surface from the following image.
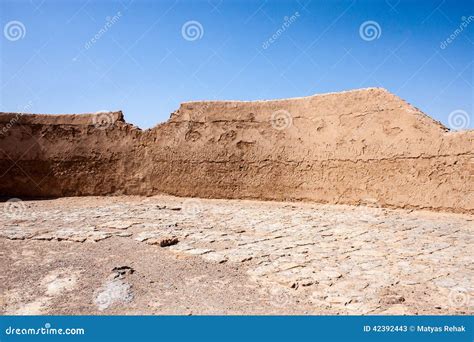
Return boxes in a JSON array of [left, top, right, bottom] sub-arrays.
[[1, 195, 472, 315]]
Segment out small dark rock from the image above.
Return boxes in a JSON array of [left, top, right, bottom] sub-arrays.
[[112, 266, 135, 278], [160, 237, 179, 247]]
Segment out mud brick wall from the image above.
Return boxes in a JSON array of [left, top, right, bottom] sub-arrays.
[[1, 88, 472, 213]]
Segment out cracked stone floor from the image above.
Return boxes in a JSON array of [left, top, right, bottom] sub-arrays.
[[1, 195, 472, 315]]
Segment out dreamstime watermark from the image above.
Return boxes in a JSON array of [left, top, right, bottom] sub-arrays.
[[270, 109, 293, 130], [5, 323, 85, 336], [92, 110, 116, 129], [84, 12, 122, 50], [17, 100, 34, 113], [440, 16, 474, 49], [182, 198, 203, 217], [262, 12, 300, 49], [94, 279, 132, 311], [357, 196, 383, 223], [0, 101, 33, 136], [3, 20, 26, 41], [181, 20, 204, 41], [448, 109, 471, 130], [267, 287, 293, 308], [448, 287, 470, 308], [4, 198, 27, 219], [359, 20, 382, 41]]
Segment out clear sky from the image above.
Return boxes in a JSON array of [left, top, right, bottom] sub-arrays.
[[1, 0, 473, 129]]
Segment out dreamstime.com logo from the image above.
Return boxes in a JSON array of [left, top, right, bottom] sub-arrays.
[[271, 109, 293, 130], [84, 12, 122, 50], [1, 113, 23, 136], [0, 101, 34, 136], [262, 11, 300, 49], [359, 20, 382, 41], [269, 287, 293, 308], [4, 322, 85, 336], [357, 196, 383, 223], [92, 111, 116, 129], [3, 20, 26, 41], [3, 198, 26, 219], [181, 20, 204, 41], [181, 198, 203, 217], [94, 279, 133, 311], [448, 110, 471, 131], [448, 288, 471, 308], [440, 16, 474, 49]]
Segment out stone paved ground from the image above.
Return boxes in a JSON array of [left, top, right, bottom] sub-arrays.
[[1, 195, 472, 315]]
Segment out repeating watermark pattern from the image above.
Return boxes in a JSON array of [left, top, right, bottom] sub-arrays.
[[440, 16, 474, 49], [309, 291, 327, 307], [3, 20, 26, 41], [17, 100, 34, 113], [1, 100, 34, 136], [1, 113, 22, 136], [271, 109, 293, 130], [448, 109, 470, 131], [448, 287, 470, 308], [4, 198, 27, 219], [262, 12, 300, 49], [84, 12, 122, 50], [269, 288, 292, 308], [181, 20, 204, 41], [359, 20, 382, 41], [92, 111, 116, 130], [92, 267, 135, 311], [357, 196, 383, 223], [182, 198, 203, 217], [94, 279, 133, 311]]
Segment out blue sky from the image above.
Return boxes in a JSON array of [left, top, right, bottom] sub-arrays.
[[1, 0, 473, 129]]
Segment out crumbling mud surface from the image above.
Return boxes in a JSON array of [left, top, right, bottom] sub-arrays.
[[0, 88, 473, 213], [0, 196, 472, 315]]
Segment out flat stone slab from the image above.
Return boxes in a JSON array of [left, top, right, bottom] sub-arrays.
[[1, 195, 472, 314]]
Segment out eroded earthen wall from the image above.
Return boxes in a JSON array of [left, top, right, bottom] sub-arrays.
[[1, 88, 473, 213]]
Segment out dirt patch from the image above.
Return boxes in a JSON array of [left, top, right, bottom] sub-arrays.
[[1, 195, 472, 315]]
